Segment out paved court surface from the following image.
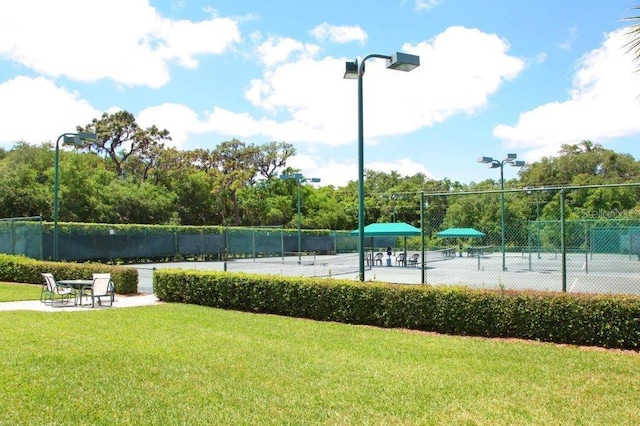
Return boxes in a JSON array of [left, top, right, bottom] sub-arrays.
[[129, 250, 640, 296], [0, 293, 160, 312]]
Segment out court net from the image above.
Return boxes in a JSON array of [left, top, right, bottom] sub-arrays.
[[224, 252, 361, 278]]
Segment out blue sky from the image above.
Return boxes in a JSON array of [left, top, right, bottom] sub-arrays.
[[1, 0, 639, 187]]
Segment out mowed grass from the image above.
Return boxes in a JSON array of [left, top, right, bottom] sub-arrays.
[[0, 282, 42, 301], [1, 304, 639, 425]]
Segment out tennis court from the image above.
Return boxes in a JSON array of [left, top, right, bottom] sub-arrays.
[[131, 249, 640, 296]]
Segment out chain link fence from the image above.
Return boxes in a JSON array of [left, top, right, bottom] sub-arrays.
[[0, 221, 358, 262], [417, 185, 640, 295], [2, 183, 640, 296]]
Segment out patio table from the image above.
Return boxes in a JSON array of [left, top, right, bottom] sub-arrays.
[[58, 279, 93, 306]]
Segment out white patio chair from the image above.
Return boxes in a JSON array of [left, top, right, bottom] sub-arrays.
[[82, 273, 115, 308], [41, 273, 75, 307]]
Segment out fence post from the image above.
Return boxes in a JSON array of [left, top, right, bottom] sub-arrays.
[[10, 219, 15, 255], [420, 191, 425, 284], [528, 221, 532, 271], [584, 222, 589, 274], [560, 189, 567, 292], [174, 228, 178, 259], [224, 227, 229, 261]]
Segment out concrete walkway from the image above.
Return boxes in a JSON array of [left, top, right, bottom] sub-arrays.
[[0, 293, 160, 312]]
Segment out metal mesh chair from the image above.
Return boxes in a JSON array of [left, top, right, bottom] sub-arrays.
[[41, 273, 75, 307], [82, 273, 115, 308]]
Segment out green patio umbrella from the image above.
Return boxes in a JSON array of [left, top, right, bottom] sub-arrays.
[[435, 228, 485, 238]]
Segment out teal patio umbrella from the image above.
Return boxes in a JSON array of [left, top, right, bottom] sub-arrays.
[[435, 228, 485, 238], [350, 222, 421, 265]]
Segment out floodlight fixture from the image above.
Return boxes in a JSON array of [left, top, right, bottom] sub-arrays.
[[344, 60, 359, 79], [386, 52, 420, 72]]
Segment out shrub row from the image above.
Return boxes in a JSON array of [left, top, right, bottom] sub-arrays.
[[0, 254, 138, 294], [154, 270, 640, 350]]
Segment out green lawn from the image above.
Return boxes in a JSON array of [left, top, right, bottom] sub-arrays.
[[0, 282, 42, 301], [1, 303, 639, 425]]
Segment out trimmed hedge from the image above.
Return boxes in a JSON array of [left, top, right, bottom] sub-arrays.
[[154, 270, 640, 350], [0, 254, 138, 294]]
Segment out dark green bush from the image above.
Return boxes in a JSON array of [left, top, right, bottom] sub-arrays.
[[0, 254, 138, 294], [154, 270, 640, 350]]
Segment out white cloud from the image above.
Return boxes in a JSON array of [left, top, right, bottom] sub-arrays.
[[256, 36, 319, 67], [535, 51, 548, 64], [35, 22, 520, 171], [0, 77, 99, 146], [494, 28, 640, 160], [0, 0, 241, 88], [284, 154, 353, 187], [557, 26, 578, 50], [219, 26, 524, 147], [309, 23, 367, 44], [415, 0, 443, 11], [2, 19, 525, 167], [131, 25, 525, 159], [155, 15, 241, 69], [137, 103, 202, 149], [368, 158, 434, 179], [204, 107, 282, 138], [287, 154, 433, 187]]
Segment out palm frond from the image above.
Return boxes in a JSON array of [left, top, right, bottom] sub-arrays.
[[624, 7, 640, 66]]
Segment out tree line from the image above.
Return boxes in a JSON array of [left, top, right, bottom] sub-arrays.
[[1, 111, 640, 235]]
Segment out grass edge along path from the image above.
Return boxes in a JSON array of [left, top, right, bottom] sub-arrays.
[[1, 303, 639, 425]]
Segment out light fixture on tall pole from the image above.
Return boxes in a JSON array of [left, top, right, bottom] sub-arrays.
[[53, 132, 97, 261], [382, 193, 405, 223], [344, 52, 420, 281], [477, 154, 525, 271], [280, 173, 321, 263]]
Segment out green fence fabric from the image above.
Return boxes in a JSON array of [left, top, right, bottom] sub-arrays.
[[0, 222, 359, 261], [0, 217, 42, 260]]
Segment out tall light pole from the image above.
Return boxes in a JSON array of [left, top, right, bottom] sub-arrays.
[[53, 132, 97, 261], [382, 193, 405, 222], [477, 154, 525, 271], [280, 173, 320, 263], [344, 52, 420, 281]]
